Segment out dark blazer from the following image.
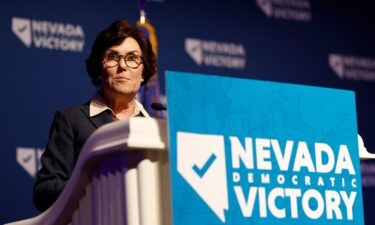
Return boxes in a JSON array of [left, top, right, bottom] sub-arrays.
[[33, 102, 114, 212]]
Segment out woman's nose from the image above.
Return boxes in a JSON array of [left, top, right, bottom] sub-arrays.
[[118, 57, 128, 70]]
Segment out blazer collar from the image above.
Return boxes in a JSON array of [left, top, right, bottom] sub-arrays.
[[81, 103, 113, 129], [90, 110, 113, 128]]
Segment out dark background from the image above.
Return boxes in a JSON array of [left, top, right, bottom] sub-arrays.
[[0, 0, 374, 224]]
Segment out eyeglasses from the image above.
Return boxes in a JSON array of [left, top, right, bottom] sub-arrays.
[[102, 53, 143, 69]]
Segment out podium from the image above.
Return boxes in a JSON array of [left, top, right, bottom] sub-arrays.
[[6, 71, 374, 225], [6, 117, 171, 225]]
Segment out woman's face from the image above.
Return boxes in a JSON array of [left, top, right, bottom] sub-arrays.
[[100, 37, 144, 98]]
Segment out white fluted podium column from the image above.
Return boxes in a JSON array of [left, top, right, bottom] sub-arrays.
[[6, 118, 170, 225]]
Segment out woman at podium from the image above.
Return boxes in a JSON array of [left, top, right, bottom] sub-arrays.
[[33, 20, 157, 211]]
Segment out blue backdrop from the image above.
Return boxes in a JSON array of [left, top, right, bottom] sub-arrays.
[[0, 0, 374, 224]]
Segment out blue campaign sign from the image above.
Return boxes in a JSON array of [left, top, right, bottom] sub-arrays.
[[166, 71, 364, 225]]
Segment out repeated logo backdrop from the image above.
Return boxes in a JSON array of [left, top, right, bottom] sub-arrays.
[[0, 0, 374, 224]]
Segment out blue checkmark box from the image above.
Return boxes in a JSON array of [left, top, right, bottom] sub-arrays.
[[192, 153, 217, 178]]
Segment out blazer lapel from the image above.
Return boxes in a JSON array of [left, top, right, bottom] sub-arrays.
[[90, 110, 113, 128], [81, 104, 113, 129]]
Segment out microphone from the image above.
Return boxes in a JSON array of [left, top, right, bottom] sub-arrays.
[[151, 102, 167, 111]]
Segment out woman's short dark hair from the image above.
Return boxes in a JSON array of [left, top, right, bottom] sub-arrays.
[[86, 20, 157, 87]]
